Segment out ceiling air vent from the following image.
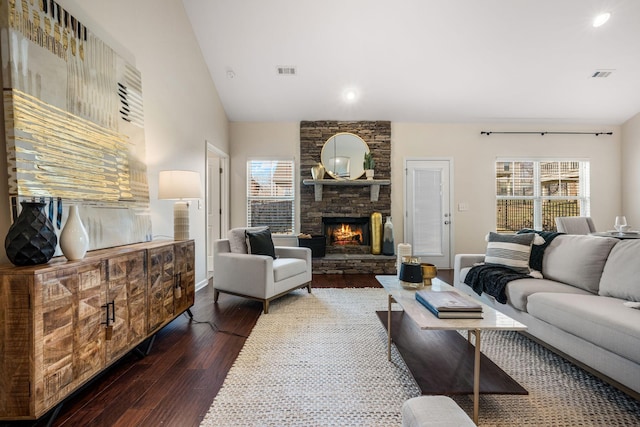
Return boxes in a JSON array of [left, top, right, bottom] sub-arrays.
[[277, 66, 297, 76], [592, 70, 614, 78]]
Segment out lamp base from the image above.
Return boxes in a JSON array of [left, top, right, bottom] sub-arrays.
[[174, 201, 190, 240]]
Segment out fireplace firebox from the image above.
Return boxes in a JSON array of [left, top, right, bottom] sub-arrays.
[[323, 217, 370, 246]]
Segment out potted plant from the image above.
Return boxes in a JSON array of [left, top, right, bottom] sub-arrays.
[[363, 152, 375, 180]]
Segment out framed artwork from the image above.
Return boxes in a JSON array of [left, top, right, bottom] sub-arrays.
[[1, 0, 151, 249]]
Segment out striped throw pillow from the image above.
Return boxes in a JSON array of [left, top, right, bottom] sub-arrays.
[[484, 232, 535, 273]]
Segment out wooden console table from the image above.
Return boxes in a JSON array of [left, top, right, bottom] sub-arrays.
[[0, 240, 195, 421]]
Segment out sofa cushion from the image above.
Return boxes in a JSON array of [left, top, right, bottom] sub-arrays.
[[505, 278, 591, 311], [459, 266, 592, 311], [599, 239, 640, 302], [227, 226, 267, 253], [484, 232, 536, 274], [273, 258, 307, 282], [527, 293, 640, 365], [246, 228, 276, 259], [542, 235, 618, 293]]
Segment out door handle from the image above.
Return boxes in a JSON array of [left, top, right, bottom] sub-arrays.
[[444, 220, 451, 225]]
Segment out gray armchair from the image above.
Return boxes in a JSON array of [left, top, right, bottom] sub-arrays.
[[555, 216, 596, 234], [213, 228, 312, 313]]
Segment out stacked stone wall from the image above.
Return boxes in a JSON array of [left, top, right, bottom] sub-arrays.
[[299, 121, 393, 274]]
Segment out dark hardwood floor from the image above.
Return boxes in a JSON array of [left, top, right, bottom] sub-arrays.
[[10, 271, 452, 427]]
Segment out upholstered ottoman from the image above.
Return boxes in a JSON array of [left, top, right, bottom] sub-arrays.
[[401, 396, 475, 427]]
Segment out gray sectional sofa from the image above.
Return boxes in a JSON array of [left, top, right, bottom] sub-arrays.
[[453, 234, 640, 398]]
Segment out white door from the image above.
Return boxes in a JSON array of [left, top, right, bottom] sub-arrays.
[[405, 159, 452, 268], [206, 144, 229, 274]]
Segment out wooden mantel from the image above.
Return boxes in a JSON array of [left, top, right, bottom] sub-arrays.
[[302, 179, 391, 202]]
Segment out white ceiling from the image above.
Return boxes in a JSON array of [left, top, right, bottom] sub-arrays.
[[182, 0, 640, 125]]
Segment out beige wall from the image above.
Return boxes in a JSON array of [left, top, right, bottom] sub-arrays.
[[622, 112, 640, 226], [0, 0, 229, 287], [392, 123, 621, 255], [229, 122, 299, 229], [231, 121, 623, 261]]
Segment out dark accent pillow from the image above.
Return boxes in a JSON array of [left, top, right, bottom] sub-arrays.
[[245, 228, 276, 259]]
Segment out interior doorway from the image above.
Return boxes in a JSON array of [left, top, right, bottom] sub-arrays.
[[206, 142, 229, 276], [404, 159, 453, 268]]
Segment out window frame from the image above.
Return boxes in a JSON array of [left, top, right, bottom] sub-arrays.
[[246, 158, 296, 234], [496, 158, 590, 231]]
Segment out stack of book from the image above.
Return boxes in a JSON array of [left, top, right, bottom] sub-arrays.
[[415, 290, 483, 319]]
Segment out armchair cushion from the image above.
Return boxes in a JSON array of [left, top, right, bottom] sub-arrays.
[[273, 258, 307, 282], [228, 226, 267, 253], [246, 228, 276, 259]]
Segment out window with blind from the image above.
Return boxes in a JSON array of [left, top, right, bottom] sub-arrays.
[[247, 159, 295, 234], [496, 159, 590, 232]]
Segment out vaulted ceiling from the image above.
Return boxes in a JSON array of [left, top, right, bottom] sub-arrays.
[[183, 0, 640, 125]]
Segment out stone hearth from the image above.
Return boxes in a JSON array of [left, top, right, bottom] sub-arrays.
[[300, 121, 395, 274]]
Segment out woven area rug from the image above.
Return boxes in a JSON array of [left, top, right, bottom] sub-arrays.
[[200, 288, 640, 427]]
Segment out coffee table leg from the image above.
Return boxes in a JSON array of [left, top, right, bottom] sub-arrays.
[[473, 328, 481, 424], [387, 294, 393, 361]]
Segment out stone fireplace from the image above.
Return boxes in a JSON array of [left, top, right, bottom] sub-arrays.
[[299, 121, 395, 274]]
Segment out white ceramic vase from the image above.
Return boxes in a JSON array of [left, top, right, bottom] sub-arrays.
[[60, 205, 89, 260], [365, 169, 374, 180]]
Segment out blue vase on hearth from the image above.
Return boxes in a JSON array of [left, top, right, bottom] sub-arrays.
[[382, 216, 395, 255]]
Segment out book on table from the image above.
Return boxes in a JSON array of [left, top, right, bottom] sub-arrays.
[[415, 290, 484, 319]]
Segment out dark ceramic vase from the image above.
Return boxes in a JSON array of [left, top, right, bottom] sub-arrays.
[[5, 201, 58, 266]]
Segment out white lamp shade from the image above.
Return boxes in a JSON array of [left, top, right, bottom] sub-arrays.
[[158, 170, 203, 200]]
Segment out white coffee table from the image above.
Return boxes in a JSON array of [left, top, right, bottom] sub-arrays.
[[376, 275, 527, 424]]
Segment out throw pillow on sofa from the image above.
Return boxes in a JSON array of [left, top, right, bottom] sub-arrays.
[[484, 232, 540, 274], [246, 227, 277, 259]]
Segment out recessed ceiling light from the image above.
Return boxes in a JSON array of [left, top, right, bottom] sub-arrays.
[[593, 12, 611, 27], [343, 89, 357, 102]]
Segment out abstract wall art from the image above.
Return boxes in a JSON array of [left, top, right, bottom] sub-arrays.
[[0, 0, 151, 250]]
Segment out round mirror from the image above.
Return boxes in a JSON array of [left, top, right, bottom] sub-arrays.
[[320, 132, 370, 180]]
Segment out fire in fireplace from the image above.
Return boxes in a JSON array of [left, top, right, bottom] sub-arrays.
[[323, 217, 370, 246]]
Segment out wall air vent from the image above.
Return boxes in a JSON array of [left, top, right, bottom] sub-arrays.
[[277, 66, 297, 76], [592, 70, 614, 78]]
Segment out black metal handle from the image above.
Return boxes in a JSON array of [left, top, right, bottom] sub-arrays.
[[101, 303, 110, 326], [101, 300, 116, 325]]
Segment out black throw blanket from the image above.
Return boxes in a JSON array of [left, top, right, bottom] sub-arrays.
[[464, 229, 564, 304], [516, 229, 564, 272], [463, 265, 530, 303]]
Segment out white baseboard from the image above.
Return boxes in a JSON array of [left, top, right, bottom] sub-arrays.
[[196, 278, 209, 292]]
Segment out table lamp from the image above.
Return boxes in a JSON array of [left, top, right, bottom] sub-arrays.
[[158, 170, 203, 240]]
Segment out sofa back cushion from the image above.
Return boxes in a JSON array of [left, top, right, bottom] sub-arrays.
[[542, 235, 618, 293], [599, 239, 640, 301]]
